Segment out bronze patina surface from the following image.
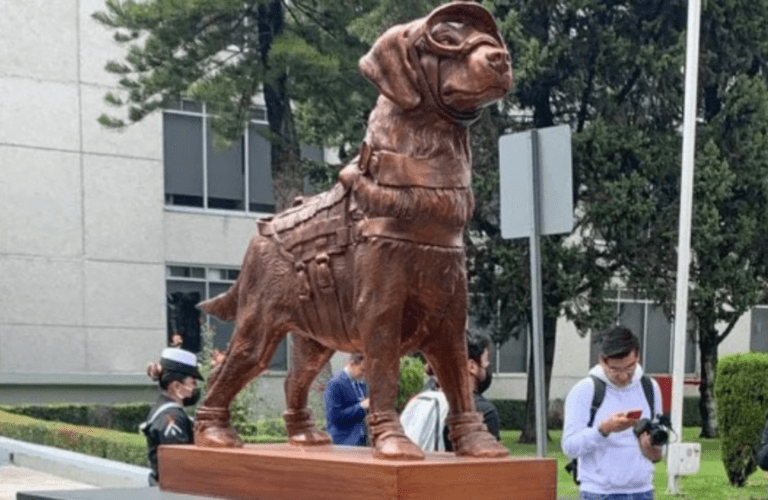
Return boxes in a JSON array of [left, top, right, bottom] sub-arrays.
[[194, 1, 513, 461]]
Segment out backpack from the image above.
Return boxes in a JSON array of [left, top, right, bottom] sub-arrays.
[[399, 390, 450, 452], [565, 375, 656, 485]]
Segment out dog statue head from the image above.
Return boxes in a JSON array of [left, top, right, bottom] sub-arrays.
[[359, 1, 513, 125]]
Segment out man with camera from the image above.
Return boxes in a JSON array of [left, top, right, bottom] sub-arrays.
[[562, 326, 664, 500]]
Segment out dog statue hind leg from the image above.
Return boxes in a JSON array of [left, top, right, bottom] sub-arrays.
[[283, 335, 335, 445]]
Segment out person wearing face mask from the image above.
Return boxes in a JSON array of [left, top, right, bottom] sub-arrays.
[[562, 326, 664, 500], [141, 347, 203, 485], [443, 331, 499, 450]]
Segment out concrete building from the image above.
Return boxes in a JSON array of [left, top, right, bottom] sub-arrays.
[[1, 0, 766, 416]]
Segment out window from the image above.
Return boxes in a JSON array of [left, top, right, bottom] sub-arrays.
[[166, 265, 288, 371], [590, 290, 696, 375], [163, 101, 276, 213], [470, 317, 528, 374], [750, 306, 768, 352], [490, 329, 528, 374]]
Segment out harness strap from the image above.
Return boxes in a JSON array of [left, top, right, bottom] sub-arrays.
[[368, 149, 471, 189], [587, 374, 656, 427], [359, 217, 464, 248], [587, 376, 606, 428]]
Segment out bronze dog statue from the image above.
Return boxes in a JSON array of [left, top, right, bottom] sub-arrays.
[[195, 1, 513, 460]]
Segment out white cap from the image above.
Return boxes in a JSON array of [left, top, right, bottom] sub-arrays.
[[160, 348, 203, 380]]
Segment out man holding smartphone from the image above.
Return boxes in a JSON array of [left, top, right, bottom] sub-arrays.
[[562, 326, 664, 500]]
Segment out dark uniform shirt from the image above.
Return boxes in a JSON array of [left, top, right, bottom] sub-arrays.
[[141, 394, 194, 485]]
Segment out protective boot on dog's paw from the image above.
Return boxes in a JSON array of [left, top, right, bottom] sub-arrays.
[[193, 407, 244, 448], [368, 411, 425, 461], [285, 408, 332, 446], [447, 412, 509, 458], [373, 434, 425, 461]]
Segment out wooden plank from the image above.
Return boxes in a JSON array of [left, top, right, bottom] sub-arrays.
[[159, 444, 556, 500]]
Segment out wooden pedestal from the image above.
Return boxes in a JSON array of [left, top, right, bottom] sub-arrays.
[[158, 444, 556, 500]]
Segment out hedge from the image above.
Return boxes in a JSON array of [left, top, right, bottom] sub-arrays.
[[1, 404, 150, 434], [491, 396, 704, 431], [715, 352, 768, 486], [0, 409, 148, 466], [2, 394, 707, 437], [0, 409, 289, 466]]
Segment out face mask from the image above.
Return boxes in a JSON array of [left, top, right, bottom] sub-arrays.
[[183, 387, 201, 407], [477, 370, 492, 395]]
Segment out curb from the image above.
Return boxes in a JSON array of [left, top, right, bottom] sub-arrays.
[[0, 437, 150, 488]]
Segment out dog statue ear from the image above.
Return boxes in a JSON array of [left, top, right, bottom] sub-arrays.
[[359, 23, 423, 110]]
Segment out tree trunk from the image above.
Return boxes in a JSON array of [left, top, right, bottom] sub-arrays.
[[519, 313, 557, 443], [264, 75, 303, 211], [258, 0, 303, 212], [698, 324, 719, 438]]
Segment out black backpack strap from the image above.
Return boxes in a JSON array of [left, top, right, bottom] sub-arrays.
[[640, 375, 655, 418], [587, 375, 606, 427]]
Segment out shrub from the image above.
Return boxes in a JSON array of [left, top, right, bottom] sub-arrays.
[[715, 352, 768, 486], [397, 356, 425, 412], [1, 404, 152, 433], [0, 410, 148, 466]]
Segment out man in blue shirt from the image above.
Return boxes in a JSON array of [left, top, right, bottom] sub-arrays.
[[324, 353, 369, 446]]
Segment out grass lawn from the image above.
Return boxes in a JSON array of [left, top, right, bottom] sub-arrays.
[[500, 428, 768, 499]]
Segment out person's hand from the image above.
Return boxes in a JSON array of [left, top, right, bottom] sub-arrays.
[[638, 431, 663, 462], [360, 398, 370, 410], [598, 410, 642, 436]]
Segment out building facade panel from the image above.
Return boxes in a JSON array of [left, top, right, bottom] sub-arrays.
[[0, 146, 82, 257], [86, 327, 166, 373], [83, 154, 164, 262], [0, 0, 78, 81], [163, 211, 260, 266], [0, 324, 87, 374], [80, 85, 163, 159], [79, 0, 129, 87], [84, 261, 165, 329], [717, 313, 752, 355], [0, 256, 84, 326], [0, 77, 81, 151]]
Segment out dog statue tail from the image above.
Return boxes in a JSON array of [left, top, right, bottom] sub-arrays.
[[198, 280, 239, 321]]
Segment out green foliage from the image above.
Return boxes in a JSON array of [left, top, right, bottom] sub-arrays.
[[1, 404, 151, 434], [490, 399, 527, 431], [195, 324, 258, 427], [715, 353, 768, 486], [0, 409, 148, 466], [396, 356, 425, 412]]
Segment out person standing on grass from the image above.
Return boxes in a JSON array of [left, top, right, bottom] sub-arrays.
[[562, 326, 664, 500]]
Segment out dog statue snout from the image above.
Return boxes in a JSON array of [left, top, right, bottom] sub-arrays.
[[485, 46, 511, 75]]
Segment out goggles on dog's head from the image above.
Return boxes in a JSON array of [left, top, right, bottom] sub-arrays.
[[421, 2, 505, 57]]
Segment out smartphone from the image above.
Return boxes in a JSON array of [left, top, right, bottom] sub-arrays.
[[626, 410, 642, 419]]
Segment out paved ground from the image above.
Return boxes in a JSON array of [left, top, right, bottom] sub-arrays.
[[0, 466, 95, 500]]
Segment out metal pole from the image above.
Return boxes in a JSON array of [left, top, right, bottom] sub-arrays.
[[529, 129, 548, 457], [668, 0, 702, 494]]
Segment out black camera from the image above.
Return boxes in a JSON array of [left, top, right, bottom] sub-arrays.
[[633, 415, 670, 446]]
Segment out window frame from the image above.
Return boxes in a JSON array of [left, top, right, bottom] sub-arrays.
[[163, 100, 274, 216], [594, 290, 698, 376], [165, 264, 290, 372]]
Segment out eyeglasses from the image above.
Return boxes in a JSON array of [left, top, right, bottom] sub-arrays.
[[604, 362, 637, 376]]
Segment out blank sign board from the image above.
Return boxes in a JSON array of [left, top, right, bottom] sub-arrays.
[[499, 125, 574, 239]]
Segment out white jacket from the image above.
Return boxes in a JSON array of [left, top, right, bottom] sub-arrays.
[[561, 364, 663, 495]]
